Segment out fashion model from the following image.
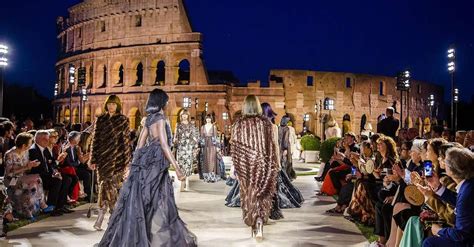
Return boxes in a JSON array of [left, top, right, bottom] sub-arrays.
[[98, 89, 197, 246]]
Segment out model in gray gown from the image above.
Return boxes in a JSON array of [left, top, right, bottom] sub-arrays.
[[98, 112, 197, 247]]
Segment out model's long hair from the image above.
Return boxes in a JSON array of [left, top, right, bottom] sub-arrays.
[[242, 95, 262, 117], [146, 89, 169, 114], [261, 102, 276, 124]]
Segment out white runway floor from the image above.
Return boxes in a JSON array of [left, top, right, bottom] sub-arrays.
[[2, 165, 368, 247]]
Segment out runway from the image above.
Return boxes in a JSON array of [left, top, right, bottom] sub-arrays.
[[3, 164, 367, 247]]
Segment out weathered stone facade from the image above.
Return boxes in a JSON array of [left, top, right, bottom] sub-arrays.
[[53, 0, 444, 137]]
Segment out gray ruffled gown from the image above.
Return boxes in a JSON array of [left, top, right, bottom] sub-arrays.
[[98, 112, 197, 247]]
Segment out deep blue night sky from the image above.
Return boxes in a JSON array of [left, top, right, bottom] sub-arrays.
[[1, 0, 473, 102]]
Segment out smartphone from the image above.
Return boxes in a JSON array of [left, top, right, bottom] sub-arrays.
[[382, 168, 393, 175], [351, 167, 357, 176], [424, 160, 434, 177]]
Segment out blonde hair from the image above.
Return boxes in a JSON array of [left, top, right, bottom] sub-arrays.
[[179, 109, 190, 121], [242, 95, 262, 117]]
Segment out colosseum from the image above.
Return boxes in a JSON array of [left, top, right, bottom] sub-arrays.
[[53, 0, 444, 138]]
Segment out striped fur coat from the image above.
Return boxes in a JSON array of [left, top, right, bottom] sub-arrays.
[[231, 115, 279, 227]]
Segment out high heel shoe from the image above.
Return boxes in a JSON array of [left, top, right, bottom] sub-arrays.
[[94, 208, 106, 231], [255, 218, 263, 242]]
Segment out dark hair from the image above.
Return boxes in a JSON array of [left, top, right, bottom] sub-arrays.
[[386, 107, 394, 116], [0, 121, 14, 136], [370, 133, 381, 143], [205, 114, 214, 123], [104, 94, 123, 113], [280, 115, 290, 127], [428, 138, 448, 157], [72, 123, 82, 132], [432, 125, 444, 136], [360, 135, 369, 142], [439, 142, 464, 159], [377, 135, 399, 161], [402, 141, 413, 151], [361, 140, 372, 150], [261, 102, 276, 124], [15, 132, 34, 148], [146, 89, 169, 114]]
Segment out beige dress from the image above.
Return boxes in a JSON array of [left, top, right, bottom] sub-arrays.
[[200, 124, 220, 182]]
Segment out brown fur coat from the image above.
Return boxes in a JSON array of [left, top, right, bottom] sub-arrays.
[[231, 116, 279, 227], [90, 113, 131, 209]]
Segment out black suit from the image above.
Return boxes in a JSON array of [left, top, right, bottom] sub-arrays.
[[378, 116, 400, 139], [29, 144, 71, 209]]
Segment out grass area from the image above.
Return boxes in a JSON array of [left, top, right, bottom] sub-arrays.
[[6, 201, 88, 233], [355, 222, 378, 243], [296, 171, 318, 176]]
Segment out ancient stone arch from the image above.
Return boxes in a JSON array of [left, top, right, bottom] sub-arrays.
[[72, 108, 80, 124], [128, 107, 142, 130], [176, 59, 190, 85]]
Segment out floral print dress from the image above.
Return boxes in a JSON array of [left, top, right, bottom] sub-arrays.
[[4, 148, 47, 219], [174, 122, 199, 177]]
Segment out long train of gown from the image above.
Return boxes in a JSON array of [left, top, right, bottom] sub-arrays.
[[98, 137, 197, 246], [225, 170, 304, 209]]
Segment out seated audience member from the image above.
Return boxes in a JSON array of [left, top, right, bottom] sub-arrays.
[[64, 131, 92, 202], [28, 130, 72, 216], [3, 133, 51, 220], [407, 128, 420, 141], [399, 141, 413, 167], [463, 130, 474, 151], [1, 121, 16, 176], [455, 130, 467, 145], [372, 135, 399, 246], [346, 141, 378, 225], [430, 126, 444, 139], [319, 133, 359, 196], [423, 147, 474, 247]]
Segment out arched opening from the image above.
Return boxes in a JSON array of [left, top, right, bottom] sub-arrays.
[[423, 117, 431, 136], [95, 107, 103, 118], [111, 62, 123, 86], [60, 67, 66, 93], [405, 116, 413, 128], [342, 113, 352, 135], [155, 60, 165, 85], [84, 105, 92, 123], [170, 107, 183, 131], [135, 62, 143, 86], [128, 107, 142, 130], [416, 117, 423, 137], [176, 59, 190, 85], [72, 108, 79, 124], [64, 108, 71, 123], [360, 114, 367, 133], [118, 65, 124, 85], [88, 65, 93, 89], [100, 65, 107, 88]]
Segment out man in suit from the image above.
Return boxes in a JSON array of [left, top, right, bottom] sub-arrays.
[[423, 147, 474, 247], [29, 130, 72, 216], [377, 107, 400, 139]]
